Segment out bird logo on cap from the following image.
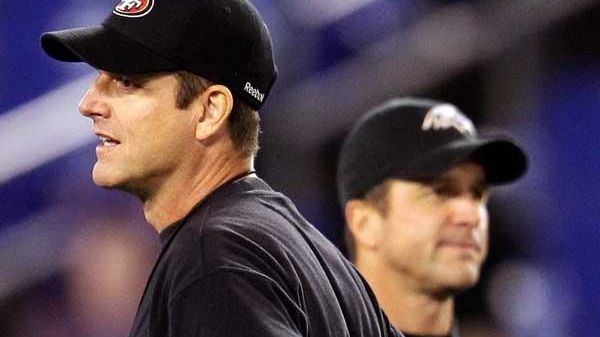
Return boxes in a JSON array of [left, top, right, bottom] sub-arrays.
[[113, 0, 154, 18], [421, 103, 476, 137]]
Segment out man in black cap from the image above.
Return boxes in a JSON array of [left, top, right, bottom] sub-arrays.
[[337, 97, 528, 337], [41, 1, 402, 336]]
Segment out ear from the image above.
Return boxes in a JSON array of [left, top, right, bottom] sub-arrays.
[[345, 199, 384, 251], [195, 84, 234, 141]]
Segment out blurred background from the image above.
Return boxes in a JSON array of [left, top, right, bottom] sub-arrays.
[[1, 0, 599, 336]]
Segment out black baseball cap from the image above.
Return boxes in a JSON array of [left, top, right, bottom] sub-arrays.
[[337, 97, 528, 205], [40, 0, 277, 110]]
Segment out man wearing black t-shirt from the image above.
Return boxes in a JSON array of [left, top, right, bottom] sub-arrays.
[[337, 98, 528, 337], [41, 1, 402, 336]]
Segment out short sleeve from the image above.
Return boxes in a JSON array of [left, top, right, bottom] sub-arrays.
[[168, 269, 307, 337]]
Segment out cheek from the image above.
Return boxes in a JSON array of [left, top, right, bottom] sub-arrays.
[[479, 205, 489, 226], [112, 103, 150, 147], [380, 212, 439, 258], [122, 109, 185, 153], [479, 222, 490, 261]]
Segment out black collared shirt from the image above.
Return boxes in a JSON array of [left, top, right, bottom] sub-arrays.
[[129, 175, 402, 337]]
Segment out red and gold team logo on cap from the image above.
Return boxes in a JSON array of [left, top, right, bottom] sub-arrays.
[[113, 0, 154, 18]]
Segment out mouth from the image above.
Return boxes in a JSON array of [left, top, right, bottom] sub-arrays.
[[95, 131, 121, 149], [95, 129, 121, 146], [98, 135, 120, 147], [438, 239, 481, 252]]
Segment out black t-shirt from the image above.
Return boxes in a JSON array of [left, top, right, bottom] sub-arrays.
[[128, 175, 402, 337]]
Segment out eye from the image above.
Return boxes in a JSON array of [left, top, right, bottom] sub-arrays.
[[115, 75, 141, 89], [472, 185, 490, 201], [432, 184, 455, 198]]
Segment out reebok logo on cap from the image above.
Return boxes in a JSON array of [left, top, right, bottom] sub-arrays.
[[113, 0, 154, 18], [422, 103, 476, 137], [244, 82, 265, 103]]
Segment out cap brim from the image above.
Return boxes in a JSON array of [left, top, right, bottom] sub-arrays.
[[407, 138, 528, 185], [41, 25, 178, 74]]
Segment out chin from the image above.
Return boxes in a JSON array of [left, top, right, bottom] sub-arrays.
[[431, 277, 477, 298], [92, 174, 120, 189], [435, 262, 482, 293], [92, 164, 149, 200], [448, 269, 481, 290], [92, 164, 124, 189]]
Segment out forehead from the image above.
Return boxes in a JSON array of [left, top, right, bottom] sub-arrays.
[[102, 71, 177, 84]]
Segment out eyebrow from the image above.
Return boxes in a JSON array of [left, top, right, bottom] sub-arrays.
[[431, 176, 489, 189], [108, 72, 163, 84]]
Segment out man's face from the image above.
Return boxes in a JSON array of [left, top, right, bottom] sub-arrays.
[[79, 71, 197, 195], [376, 162, 490, 295]]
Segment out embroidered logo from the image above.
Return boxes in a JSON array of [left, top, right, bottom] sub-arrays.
[[243, 82, 265, 103], [113, 0, 154, 18], [421, 104, 476, 137]]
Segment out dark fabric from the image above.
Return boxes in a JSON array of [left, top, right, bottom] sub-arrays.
[[129, 175, 402, 337]]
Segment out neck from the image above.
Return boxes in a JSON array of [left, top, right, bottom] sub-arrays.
[[357, 257, 454, 335], [142, 149, 252, 233]]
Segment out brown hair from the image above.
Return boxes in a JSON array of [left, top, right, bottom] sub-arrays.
[[174, 71, 260, 158]]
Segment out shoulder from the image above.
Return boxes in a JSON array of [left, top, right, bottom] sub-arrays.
[[165, 181, 304, 278], [190, 177, 306, 247]]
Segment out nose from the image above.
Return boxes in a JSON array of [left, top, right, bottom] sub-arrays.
[[79, 76, 110, 119], [448, 196, 485, 228]]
